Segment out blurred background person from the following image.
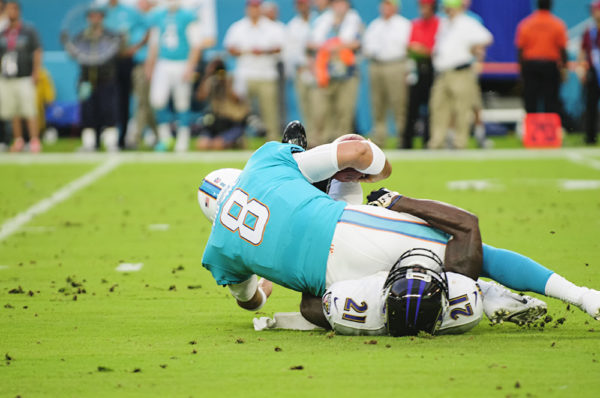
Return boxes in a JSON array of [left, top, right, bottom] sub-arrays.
[[103, 0, 149, 149], [403, 0, 438, 149], [363, 0, 410, 148], [181, 0, 217, 49], [428, 0, 492, 149], [35, 66, 55, 139], [462, 0, 488, 148], [145, 0, 201, 152], [313, 0, 330, 18], [0, 0, 7, 150], [0, 0, 42, 153], [515, 0, 567, 117], [284, 0, 314, 134], [0, 0, 7, 31], [195, 58, 249, 150], [310, 0, 362, 146], [224, 0, 283, 142], [261, 1, 287, 132], [63, 5, 122, 152], [579, 0, 600, 146], [125, 0, 157, 149]]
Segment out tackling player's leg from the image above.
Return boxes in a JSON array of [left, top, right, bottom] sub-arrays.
[[481, 244, 600, 320]]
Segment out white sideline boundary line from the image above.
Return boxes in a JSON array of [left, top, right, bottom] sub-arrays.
[[565, 152, 600, 171], [0, 158, 121, 242], [2, 148, 600, 164]]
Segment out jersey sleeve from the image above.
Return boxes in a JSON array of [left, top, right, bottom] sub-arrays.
[[467, 18, 493, 47], [202, 261, 252, 286], [514, 19, 526, 49], [223, 22, 240, 49], [556, 19, 568, 49]]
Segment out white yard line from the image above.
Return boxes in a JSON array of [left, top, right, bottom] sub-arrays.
[[0, 158, 121, 242], [115, 263, 144, 272], [2, 148, 600, 164], [565, 152, 600, 171]]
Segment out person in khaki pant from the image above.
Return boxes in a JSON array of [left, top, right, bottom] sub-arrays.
[[224, 0, 284, 142], [364, 0, 411, 147], [309, 0, 362, 146], [312, 76, 359, 145], [284, 0, 314, 134], [428, 0, 492, 149], [246, 78, 279, 141], [428, 68, 474, 149]]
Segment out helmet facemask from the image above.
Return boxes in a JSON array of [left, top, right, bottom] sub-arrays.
[[383, 249, 449, 337]]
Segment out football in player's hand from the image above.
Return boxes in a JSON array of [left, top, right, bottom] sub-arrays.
[[332, 134, 366, 182]]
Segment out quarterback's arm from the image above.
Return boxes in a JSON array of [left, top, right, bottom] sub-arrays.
[[300, 293, 331, 330], [293, 140, 391, 184], [228, 276, 273, 311]]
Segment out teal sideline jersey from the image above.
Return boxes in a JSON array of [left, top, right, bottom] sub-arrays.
[[202, 142, 347, 297], [131, 11, 151, 63], [148, 7, 197, 61], [104, 3, 141, 44]]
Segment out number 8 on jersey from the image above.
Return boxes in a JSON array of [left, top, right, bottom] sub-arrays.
[[220, 188, 270, 246]]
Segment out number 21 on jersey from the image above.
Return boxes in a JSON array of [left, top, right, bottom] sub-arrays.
[[220, 188, 270, 246], [341, 298, 368, 323]]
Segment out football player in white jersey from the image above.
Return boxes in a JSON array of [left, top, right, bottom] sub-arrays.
[[318, 251, 547, 336]]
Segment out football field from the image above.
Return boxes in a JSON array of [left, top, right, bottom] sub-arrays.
[[1, 149, 600, 397]]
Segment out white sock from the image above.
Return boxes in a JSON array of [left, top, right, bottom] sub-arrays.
[[474, 123, 486, 141], [175, 126, 190, 152], [101, 127, 119, 152], [81, 128, 96, 149], [157, 123, 172, 144], [544, 273, 585, 306]]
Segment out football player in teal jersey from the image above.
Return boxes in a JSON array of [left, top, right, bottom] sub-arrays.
[[198, 126, 600, 329], [201, 135, 392, 309], [145, 0, 201, 152]]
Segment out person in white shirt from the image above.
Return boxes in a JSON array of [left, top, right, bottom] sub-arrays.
[[428, 0, 492, 149], [224, 0, 284, 141], [284, 0, 314, 134], [262, 1, 287, 133], [363, 0, 411, 147], [309, 0, 363, 146]]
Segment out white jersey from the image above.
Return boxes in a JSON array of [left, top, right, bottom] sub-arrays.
[[323, 272, 483, 336]]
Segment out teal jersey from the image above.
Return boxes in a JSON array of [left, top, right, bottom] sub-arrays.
[[202, 142, 346, 297], [148, 7, 197, 61], [131, 12, 151, 63], [104, 4, 141, 44]]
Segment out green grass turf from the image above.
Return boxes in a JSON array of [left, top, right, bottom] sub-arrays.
[[1, 154, 599, 397], [0, 164, 98, 220]]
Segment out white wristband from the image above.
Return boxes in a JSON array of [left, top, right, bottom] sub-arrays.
[[249, 287, 267, 311], [356, 141, 386, 175]]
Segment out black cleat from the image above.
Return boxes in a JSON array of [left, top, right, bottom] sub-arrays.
[[282, 120, 307, 150]]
